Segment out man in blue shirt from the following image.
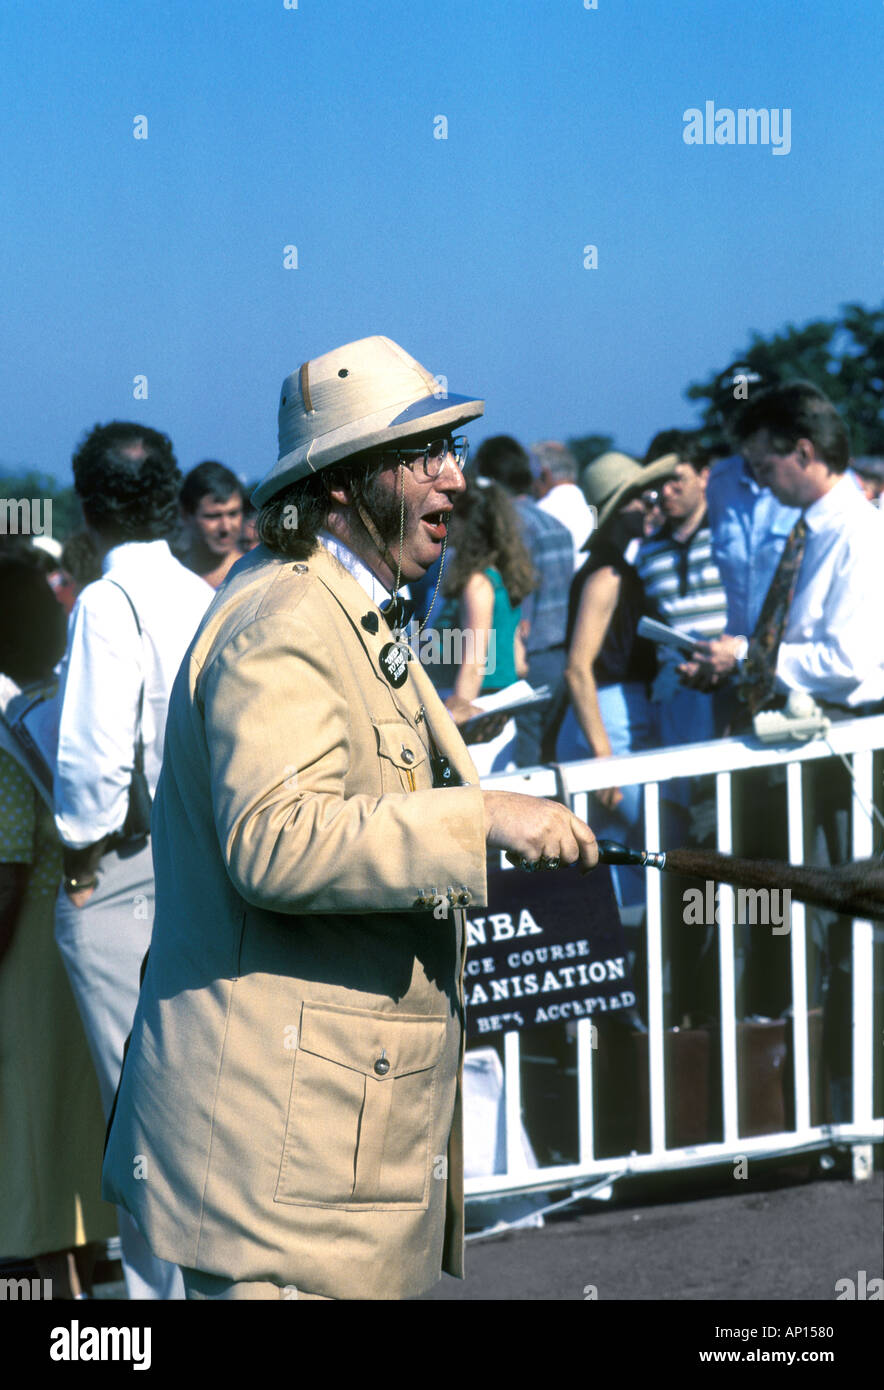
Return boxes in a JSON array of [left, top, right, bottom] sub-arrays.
[[677, 452, 800, 739], [705, 452, 801, 640]]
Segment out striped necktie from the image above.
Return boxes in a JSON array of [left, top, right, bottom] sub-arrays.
[[740, 517, 807, 717]]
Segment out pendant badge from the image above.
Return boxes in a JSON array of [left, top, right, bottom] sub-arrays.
[[379, 641, 410, 688]]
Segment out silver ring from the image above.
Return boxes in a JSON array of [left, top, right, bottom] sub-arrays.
[[541, 856, 560, 871], [519, 857, 541, 872]]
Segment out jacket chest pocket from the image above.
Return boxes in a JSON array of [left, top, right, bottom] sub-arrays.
[[372, 718, 430, 792], [274, 1002, 448, 1210]]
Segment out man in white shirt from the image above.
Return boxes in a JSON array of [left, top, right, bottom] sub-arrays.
[[689, 383, 884, 710], [531, 441, 597, 571], [690, 383, 884, 1113], [54, 421, 211, 1299]]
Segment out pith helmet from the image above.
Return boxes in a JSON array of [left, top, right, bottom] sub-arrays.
[[252, 335, 484, 506]]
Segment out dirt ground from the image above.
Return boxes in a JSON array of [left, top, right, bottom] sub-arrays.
[[421, 1160, 883, 1301]]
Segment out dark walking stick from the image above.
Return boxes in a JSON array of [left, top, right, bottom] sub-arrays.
[[596, 840, 884, 921]]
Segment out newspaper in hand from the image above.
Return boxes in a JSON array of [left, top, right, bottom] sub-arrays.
[[460, 681, 551, 743]]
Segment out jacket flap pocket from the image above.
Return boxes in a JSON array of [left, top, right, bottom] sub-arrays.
[[372, 720, 428, 771], [298, 1001, 446, 1077]]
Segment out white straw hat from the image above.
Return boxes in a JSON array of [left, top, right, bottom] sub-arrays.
[[252, 335, 484, 506]]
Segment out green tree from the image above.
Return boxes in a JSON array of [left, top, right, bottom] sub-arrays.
[[685, 301, 884, 456]]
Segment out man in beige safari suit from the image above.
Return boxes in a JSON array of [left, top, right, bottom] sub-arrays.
[[102, 335, 598, 1300]]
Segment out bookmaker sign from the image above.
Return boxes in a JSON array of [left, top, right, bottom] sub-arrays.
[[464, 863, 634, 1038]]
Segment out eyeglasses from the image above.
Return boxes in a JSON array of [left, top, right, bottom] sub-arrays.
[[375, 436, 469, 479]]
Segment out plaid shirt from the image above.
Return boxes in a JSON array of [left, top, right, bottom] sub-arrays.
[[514, 498, 572, 653]]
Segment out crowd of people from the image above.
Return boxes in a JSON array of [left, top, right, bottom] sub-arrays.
[[418, 403, 884, 780], [416, 388, 884, 1081], [1, 352, 882, 1300]]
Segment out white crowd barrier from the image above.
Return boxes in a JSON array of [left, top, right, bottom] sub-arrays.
[[467, 714, 884, 1214]]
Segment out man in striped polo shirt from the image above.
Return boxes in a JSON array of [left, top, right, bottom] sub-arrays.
[[635, 443, 728, 747], [636, 442, 729, 1028]]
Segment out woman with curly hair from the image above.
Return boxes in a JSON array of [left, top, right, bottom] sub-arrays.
[[439, 478, 535, 771]]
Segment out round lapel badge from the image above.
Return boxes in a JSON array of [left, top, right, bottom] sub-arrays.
[[379, 642, 409, 688]]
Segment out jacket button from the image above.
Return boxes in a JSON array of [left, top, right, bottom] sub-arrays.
[[373, 1055, 391, 1077], [401, 746, 415, 764]]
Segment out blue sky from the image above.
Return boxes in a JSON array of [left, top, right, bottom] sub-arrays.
[[1, 0, 881, 490]]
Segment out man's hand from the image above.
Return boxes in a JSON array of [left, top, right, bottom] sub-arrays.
[[64, 882, 97, 910], [444, 694, 479, 724], [445, 696, 510, 745], [482, 790, 598, 874], [679, 634, 747, 689], [62, 839, 107, 906], [678, 659, 721, 691]]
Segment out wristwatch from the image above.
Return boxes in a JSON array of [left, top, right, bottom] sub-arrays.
[[64, 874, 98, 893]]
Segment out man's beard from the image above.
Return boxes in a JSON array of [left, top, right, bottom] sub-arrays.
[[353, 469, 405, 568]]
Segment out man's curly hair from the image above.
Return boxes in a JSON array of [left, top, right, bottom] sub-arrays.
[[72, 421, 182, 542], [257, 452, 386, 560]]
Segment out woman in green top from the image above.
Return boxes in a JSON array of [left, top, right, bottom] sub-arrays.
[[442, 478, 535, 704]]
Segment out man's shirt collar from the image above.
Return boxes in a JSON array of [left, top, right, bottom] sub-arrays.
[[803, 474, 857, 534], [318, 530, 403, 607], [656, 509, 709, 546], [100, 538, 173, 576], [739, 458, 762, 494]]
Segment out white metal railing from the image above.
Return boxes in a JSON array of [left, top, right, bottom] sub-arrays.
[[467, 715, 884, 1204]]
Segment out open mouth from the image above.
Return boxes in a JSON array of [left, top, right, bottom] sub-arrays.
[[421, 510, 448, 540]]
